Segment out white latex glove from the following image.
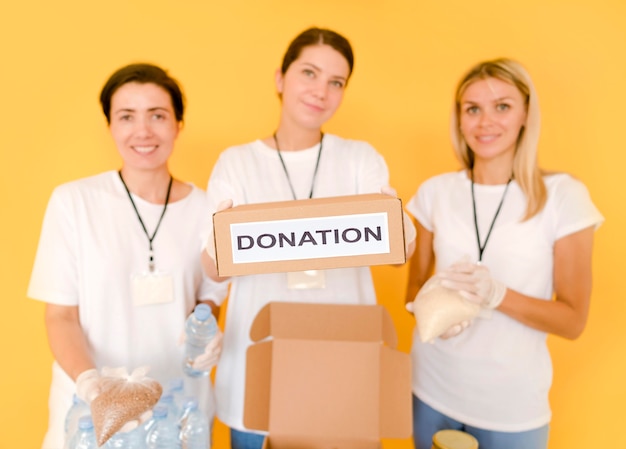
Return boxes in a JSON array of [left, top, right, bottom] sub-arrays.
[[380, 186, 416, 256], [178, 328, 224, 372], [205, 199, 234, 263], [438, 260, 507, 310], [439, 319, 472, 339], [192, 330, 224, 371], [76, 368, 101, 405]]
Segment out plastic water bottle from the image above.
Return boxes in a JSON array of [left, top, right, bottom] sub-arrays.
[[145, 404, 181, 449], [105, 425, 146, 449], [167, 377, 185, 410], [183, 304, 218, 377], [68, 416, 98, 449], [64, 394, 90, 449], [179, 398, 210, 449], [157, 393, 180, 423]]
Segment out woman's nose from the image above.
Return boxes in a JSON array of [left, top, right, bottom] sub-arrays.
[[312, 80, 328, 100], [134, 117, 153, 136]]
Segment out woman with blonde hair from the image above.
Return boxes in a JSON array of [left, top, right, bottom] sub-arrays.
[[405, 58, 603, 449]]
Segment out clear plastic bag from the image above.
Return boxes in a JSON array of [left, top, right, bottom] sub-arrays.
[[414, 275, 481, 342], [90, 367, 162, 446]]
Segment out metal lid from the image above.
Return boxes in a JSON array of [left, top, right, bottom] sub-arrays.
[[432, 429, 479, 449]]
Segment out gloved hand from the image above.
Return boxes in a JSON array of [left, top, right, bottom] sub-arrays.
[[192, 330, 224, 372], [178, 328, 224, 372], [76, 367, 154, 432], [380, 186, 416, 257], [205, 199, 234, 263], [438, 260, 507, 310], [76, 368, 101, 405], [439, 319, 472, 339]]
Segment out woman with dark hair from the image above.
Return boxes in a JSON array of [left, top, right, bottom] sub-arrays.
[[201, 27, 415, 449], [28, 63, 222, 449], [404, 58, 603, 449]]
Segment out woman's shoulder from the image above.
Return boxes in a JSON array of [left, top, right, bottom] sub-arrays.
[[542, 171, 599, 210], [219, 140, 264, 157], [52, 171, 118, 196], [324, 133, 376, 151], [421, 170, 466, 188], [543, 171, 589, 192]]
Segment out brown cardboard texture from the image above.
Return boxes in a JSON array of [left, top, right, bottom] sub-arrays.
[[244, 302, 412, 449], [213, 194, 405, 276]]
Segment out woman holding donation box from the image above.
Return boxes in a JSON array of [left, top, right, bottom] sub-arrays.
[[202, 27, 415, 449], [28, 63, 222, 449], [404, 58, 603, 449]]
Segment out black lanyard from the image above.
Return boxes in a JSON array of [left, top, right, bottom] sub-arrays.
[[470, 170, 511, 262], [118, 171, 173, 271], [273, 132, 323, 200]]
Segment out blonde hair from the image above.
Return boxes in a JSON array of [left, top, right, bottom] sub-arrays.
[[450, 58, 546, 220]]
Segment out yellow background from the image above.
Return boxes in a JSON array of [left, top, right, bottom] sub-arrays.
[[1, 0, 624, 447]]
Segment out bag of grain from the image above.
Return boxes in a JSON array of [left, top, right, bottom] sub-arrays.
[[90, 366, 162, 446]]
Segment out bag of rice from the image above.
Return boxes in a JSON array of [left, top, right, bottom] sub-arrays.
[[413, 275, 481, 342], [90, 367, 162, 446]]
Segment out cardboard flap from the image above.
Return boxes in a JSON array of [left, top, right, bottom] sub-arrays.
[[217, 193, 398, 217], [379, 347, 413, 439], [250, 302, 398, 348], [243, 341, 273, 431], [265, 435, 379, 449]]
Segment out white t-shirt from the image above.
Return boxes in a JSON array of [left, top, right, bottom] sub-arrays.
[[206, 134, 390, 431], [406, 171, 604, 432], [28, 171, 219, 448]]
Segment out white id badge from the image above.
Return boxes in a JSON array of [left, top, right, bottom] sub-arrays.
[[287, 270, 326, 289], [132, 271, 174, 306]]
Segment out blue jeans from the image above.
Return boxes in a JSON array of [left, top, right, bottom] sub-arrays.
[[413, 395, 549, 449], [230, 428, 266, 449]]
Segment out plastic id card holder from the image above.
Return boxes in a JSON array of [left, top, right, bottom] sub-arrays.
[[287, 270, 326, 289], [132, 270, 174, 306]]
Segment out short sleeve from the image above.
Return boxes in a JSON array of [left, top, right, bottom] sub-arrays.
[[551, 175, 604, 240], [406, 180, 435, 232], [27, 186, 79, 305], [196, 275, 231, 306]]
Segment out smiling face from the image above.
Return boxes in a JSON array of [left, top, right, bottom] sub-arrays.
[[108, 82, 180, 174], [275, 44, 351, 131], [459, 76, 528, 166]]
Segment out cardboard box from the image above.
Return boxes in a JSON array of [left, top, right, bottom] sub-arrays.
[[244, 302, 413, 449], [213, 193, 406, 277]]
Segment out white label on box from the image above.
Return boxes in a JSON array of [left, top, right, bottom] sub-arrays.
[[229, 212, 390, 263]]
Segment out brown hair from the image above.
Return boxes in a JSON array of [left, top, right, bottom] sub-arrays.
[[100, 63, 185, 124], [281, 27, 354, 79]]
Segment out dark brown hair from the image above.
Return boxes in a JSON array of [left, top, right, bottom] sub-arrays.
[[281, 27, 354, 79], [99, 63, 185, 124]]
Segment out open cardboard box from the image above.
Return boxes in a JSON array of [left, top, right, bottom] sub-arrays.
[[213, 193, 406, 277], [244, 302, 412, 449]]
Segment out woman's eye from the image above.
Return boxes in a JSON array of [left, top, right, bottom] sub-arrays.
[[119, 114, 132, 121], [330, 80, 344, 88], [466, 106, 479, 114], [303, 69, 315, 78], [496, 103, 510, 111], [152, 113, 165, 120]]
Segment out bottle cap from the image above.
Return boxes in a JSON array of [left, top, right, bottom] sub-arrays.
[[193, 303, 212, 321], [182, 397, 199, 411], [152, 404, 169, 418], [78, 416, 94, 430]]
